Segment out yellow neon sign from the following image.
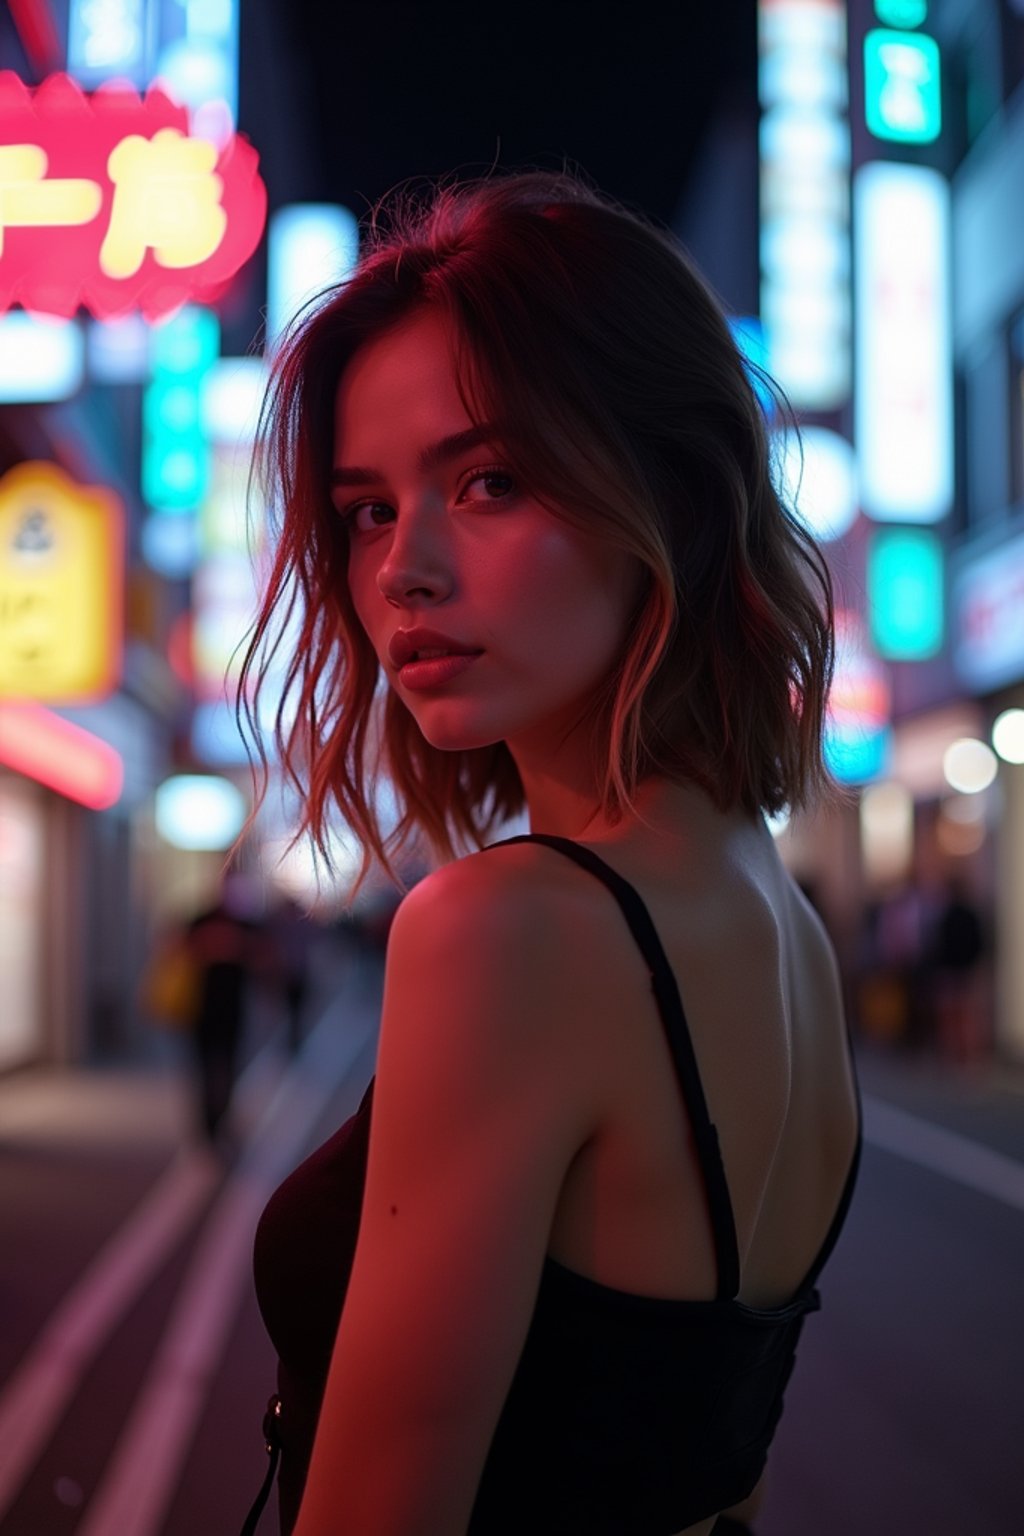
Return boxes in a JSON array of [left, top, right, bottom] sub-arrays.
[[0, 462, 124, 701]]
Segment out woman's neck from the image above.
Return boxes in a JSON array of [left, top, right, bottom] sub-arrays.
[[523, 772, 756, 853]]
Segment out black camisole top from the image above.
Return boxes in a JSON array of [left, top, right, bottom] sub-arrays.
[[253, 832, 863, 1535]]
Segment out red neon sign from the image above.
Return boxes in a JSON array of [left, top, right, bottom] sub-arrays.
[[0, 702, 123, 809], [0, 72, 267, 321]]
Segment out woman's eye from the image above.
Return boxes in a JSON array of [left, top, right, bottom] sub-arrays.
[[341, 499, 394, 534], [339, 467, 515, 534], [459, 467, 517, 503]]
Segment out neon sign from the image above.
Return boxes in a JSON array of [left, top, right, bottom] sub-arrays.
[[953, 528, 1024, 693], [864, 29, 941, 144], [853, 162, 952, 523], [825, 610, 892, 783], [0, 461, 123, 702], [0, 72, 266, 320], [758, 0, 852, 411], [868, 526, 944, 660], [0, 702, 123, 809]]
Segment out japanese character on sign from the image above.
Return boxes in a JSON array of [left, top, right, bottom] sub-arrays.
[[0, 144, 101, 256], [101, 128, 227, 278], [0, 132, 227, 275]]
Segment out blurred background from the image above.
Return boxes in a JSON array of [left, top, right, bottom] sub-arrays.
[[1, 2, 1022, 1534]]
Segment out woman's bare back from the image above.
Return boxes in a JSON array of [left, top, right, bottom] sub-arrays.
[[480, 810, 858, 1535]]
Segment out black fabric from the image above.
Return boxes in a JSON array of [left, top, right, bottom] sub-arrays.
[[252, 1078, 374, 1534], [237, 1395, 282, 1536], [252, 832, 862, 1535]]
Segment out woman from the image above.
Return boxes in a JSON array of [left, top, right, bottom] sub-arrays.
[[242, 168, 862, 1536]]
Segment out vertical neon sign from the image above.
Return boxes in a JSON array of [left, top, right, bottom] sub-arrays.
[[758, 0, 851, 411]]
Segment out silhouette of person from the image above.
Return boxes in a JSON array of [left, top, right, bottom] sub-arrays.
[[184, 874, 264, 1146], [930, 875, 988, 1068]]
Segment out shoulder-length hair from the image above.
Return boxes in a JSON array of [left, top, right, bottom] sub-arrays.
[[239, 167, 837, 903]]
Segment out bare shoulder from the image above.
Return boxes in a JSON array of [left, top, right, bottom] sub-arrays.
[[391, 840, 617, 961], [370, 845, 614, 1175], [392, 841, 557, 930], [382, 842, 630, 1061]]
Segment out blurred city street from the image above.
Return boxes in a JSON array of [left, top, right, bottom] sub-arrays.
[[1, 940, 1022, 1536]]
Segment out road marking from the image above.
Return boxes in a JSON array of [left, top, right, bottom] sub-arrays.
[[74, 994, 377, 1536], [0, 1147, 219, 1520], [863, 1093, 1024, 1212]]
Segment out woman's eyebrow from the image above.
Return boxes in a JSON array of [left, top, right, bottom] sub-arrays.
[[330, 423, 503, 488]]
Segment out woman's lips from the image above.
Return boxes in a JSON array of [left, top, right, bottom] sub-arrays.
[[397, 651, 483, 690]]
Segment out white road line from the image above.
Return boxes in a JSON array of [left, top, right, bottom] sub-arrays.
[[0, 1148, 219, 1521], [74, 999, 376, 1536], [862, 1093, 1024, 1212]]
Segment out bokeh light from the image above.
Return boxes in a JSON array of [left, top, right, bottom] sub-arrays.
[[937, 793, 987, 857], [155, 774, 247, 850], [860, 780, 914, 886], [991, 708, 1024, 764], [942, 738, 997, 794]]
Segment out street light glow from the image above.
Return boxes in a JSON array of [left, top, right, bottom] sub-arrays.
[[942, 738, 997, 794], [992, 708, 1024, 764]]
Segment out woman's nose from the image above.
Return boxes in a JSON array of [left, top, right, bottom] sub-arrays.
[[375, 506, 453, 606]]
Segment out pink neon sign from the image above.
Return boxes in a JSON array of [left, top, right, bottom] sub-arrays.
[[0, 72, 267, 320], [0, 702, 123, 809]]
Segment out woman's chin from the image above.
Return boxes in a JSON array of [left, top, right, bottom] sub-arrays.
[[413, 718, 506, 754]]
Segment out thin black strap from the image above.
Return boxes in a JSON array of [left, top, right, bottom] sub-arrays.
[[483, 832, 742, 1301], [238, 1394, 281, 1536]]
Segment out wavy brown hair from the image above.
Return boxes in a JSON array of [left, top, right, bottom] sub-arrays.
[[239, 167, 837, 902]]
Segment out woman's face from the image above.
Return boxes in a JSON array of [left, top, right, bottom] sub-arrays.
[[331, 307, 642, 764]]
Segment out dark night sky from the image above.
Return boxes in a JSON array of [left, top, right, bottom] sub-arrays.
[[261, 1, 759, 230]]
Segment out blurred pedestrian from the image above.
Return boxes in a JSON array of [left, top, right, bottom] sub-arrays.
[[182, 873, 265, 1148], [858, 878, 938, 1053], [237, 167, 861, 1536], [929, 875, 989, 1068], [138, 916, 203, 1038]]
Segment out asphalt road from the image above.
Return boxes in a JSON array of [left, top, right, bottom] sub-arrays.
[[1, 955, 1022, 1536]]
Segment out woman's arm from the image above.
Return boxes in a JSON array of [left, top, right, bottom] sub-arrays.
[[292, 858, 602, 1536]]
